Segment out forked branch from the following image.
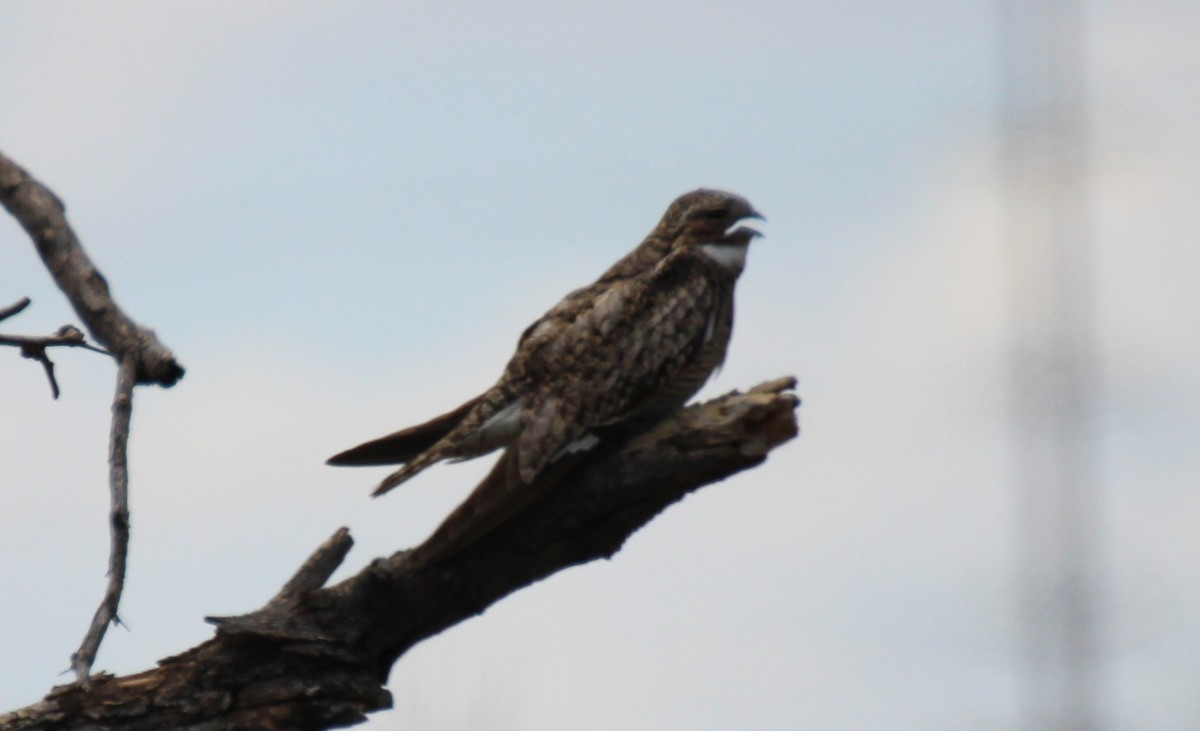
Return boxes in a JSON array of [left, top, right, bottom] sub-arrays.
[[1, 152, 186, 682], [0, 298, 109, 398]]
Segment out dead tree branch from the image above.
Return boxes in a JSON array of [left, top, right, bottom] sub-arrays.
[[0, 378, 799, 731], [1, 151, 186, 683]]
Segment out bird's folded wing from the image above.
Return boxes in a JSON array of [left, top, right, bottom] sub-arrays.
[[515, 251, 722, 482]]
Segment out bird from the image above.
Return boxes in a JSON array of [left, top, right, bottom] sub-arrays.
[[328, 188, 764, 506]]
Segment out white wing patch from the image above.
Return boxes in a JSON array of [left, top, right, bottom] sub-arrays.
[[551, 432, 600, 462], [697, 241, 748, 271], [449, 400, 521, 462], [479, 401, 521, 442]]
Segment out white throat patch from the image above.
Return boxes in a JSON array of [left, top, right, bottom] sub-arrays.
[[697, 241, 748, 271]]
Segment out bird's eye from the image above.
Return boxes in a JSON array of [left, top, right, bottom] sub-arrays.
[[699, 208, 728, 220]]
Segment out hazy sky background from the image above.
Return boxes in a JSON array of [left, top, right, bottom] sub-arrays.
[[1, 2, 1197, 729]]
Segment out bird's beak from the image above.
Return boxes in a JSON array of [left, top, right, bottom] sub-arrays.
[[727, 225, 764, 239], [727, 207, 765, 239]]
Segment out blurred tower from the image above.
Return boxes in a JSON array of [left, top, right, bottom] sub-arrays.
[[998, 1, 1104, 730]]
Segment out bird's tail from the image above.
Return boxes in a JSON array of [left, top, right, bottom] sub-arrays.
[[327, 395, 482, 467]]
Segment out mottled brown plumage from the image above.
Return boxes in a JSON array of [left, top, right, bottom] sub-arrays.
[[328, 189, 764, 502]]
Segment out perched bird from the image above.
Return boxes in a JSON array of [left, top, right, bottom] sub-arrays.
[[328, 189, 764, 505]]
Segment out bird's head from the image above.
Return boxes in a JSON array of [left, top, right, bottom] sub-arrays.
[[663, 188, 765, 245], [660, 189, 764, 273], [598, 188, 765, 283]]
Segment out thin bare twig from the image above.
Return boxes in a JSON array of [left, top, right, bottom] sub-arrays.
[[0, 297, 31, 322], [0, 323, 109, 355], [0, 313, 110, 398], [25, 344, 61, 399], [69, 358, 137, 682]]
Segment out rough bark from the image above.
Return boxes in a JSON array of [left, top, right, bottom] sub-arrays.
[[0, 378, 799, 731]]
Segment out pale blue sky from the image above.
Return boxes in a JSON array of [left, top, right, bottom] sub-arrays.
[[2, 2, 1198, 729]]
